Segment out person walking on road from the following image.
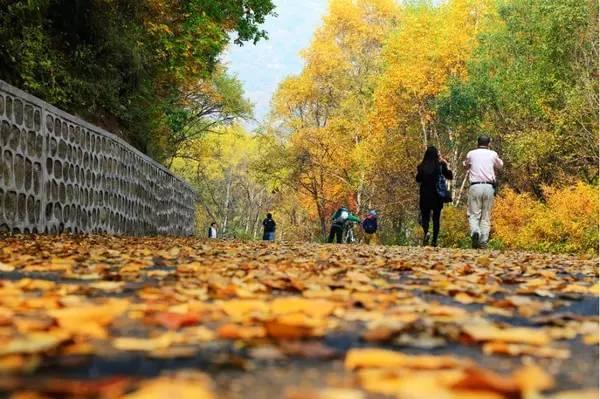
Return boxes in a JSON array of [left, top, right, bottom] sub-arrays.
[[208, 222, 218, 239], [328, 207, 360, 243], [362, 210, 379, 245], [464, 135, 504, 249], [416, 146, 453, 247], [262, 213, 277, 241]]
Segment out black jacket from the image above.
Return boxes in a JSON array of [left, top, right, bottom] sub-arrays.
[[416, 161, 453, 209], [262, 218, 276, 233]]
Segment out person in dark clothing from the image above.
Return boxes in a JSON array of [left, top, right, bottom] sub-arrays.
[[262, 213, 276, 241], [328, 207, 361, 243], [416, 146, 453, 247], [361, 210, 379, 245]]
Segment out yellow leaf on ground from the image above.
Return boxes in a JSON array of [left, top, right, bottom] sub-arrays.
[[483, 341, 570, 359], [123, 375, 215, 399], [427, 304, 469, 318], [562, 284, 594, 294], [345, 348, 471, 370], [513, 364, 555, 393], [0, 262, 15, 272], [284, 388, 365, 399], [583, 333, 599, 345], [0, 354, 40, 373], [454, 292, 477, 304], [49, 299, 129, 326], [0, 332, 68, 355], [270, 297, 336, 318], [112, 333, 175, 351], [48, 299, 129, 338], [357, 368, 466, 395], [217, 324, 266, 340], [463, 325, 551, 345], [88, 281, 125, 291], [218, 300, 269, 320]]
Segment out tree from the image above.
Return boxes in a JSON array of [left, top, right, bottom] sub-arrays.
[[449, 0, 599, 193], [270, 0, 401, 236], [0, 0, 274, 159], [372, 0, 493, 201], [172, 126, 272, 239], [164, 68, 253, 164]]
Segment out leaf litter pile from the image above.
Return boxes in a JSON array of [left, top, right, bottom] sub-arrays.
[[0, 236, 597, 399]]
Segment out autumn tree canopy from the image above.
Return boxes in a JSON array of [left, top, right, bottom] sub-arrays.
[[248, 0, 598, 250]]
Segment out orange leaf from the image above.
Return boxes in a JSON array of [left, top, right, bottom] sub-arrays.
[[155, 312, 201, 330]]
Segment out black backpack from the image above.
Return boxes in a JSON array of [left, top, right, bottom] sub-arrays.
[[436, 167, 452, 203], [362, 218, 377, 234]]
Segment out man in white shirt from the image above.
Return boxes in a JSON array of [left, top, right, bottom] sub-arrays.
[[463, 135, 504, 249]]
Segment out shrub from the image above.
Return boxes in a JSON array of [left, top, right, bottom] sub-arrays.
[[434, 182, 598, 255], [493, 182, 599, 255], [492, 189, 545, 249], [439, 206, 470, 248]]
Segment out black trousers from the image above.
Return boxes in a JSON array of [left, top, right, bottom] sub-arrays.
[[328, 224, 343, 243], [420, 205, 442, 244]]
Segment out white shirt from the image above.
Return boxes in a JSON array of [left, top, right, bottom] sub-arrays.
[[464, 148, 503, 183], [209, 227, 217, 239]]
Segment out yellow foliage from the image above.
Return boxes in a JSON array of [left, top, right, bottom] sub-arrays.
[[493, 183, 599, 254], [492, 189, 545, 249], [263, 0, 596, 252], [439, 183, 598, 254], [271, 0, 402, 230], [439, 206, 470, 248], [372, 0, 494, 139]]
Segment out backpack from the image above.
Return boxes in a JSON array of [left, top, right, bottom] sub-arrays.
[[334, 209, 349, 224], [436, 166, 452, 203], [362, 217, 377, 234]]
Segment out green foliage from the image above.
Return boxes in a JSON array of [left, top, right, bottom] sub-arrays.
[[0, 0, 274, 158], [441, 0, 598, 192], [162, 68, 253, 162]]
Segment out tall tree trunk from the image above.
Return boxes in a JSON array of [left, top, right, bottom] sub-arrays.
[[222, 172, 232, 234], [252, 192, 263, 239], [454, 173, 468, 206], [418, 103, 429, 146]]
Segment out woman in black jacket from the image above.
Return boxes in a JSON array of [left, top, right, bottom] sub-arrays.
[[416, 146, 453, 247]]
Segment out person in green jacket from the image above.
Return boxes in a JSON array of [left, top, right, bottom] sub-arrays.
[[328, 207, 360, 243]]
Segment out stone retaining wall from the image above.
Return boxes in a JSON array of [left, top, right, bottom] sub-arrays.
[[0, 80, 196, 235]]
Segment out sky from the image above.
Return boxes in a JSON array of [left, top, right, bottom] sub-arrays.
[[223, 0, 329, 129]]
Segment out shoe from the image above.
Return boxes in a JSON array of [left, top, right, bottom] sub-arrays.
[[471, 232, 480, 249], [423, 233, 430, 246], [479, 241, 488, 249]]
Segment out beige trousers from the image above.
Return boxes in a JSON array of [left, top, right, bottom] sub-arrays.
[[467, 184, 495, 243]]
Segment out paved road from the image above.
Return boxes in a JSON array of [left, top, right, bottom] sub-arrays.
[[0, 236, 597, 398]]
